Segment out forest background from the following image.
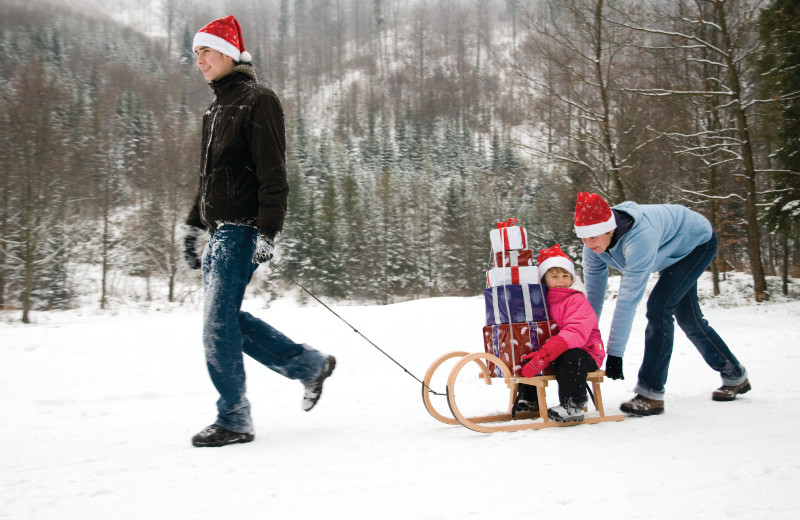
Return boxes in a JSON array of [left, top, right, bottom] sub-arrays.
[[1, 0, 798, 323]]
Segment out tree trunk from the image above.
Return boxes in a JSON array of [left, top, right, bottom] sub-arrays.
[[715, 1, 768, 301], [781, 222, 789, 296], [593, 0, 626, 201], [101, 198, 109, 310], [710, 174, 721, 297], [22, 239, 33, 324]]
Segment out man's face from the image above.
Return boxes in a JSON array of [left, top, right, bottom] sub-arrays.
[[195, 47, 235, 82], [581, 231, 614, 254]]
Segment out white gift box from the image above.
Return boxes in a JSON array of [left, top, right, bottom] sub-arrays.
[[489, 219, 529, 252], [486, 266, 539, 287]]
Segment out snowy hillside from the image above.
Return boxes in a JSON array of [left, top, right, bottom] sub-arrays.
[[1, 273, 798, 519]]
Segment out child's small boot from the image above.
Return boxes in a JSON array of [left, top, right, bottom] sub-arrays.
[[513, 384, 540, 416], [547, 399, 585, 423]]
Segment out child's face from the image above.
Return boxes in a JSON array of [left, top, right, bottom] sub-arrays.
[[544, 270, 573, 289]]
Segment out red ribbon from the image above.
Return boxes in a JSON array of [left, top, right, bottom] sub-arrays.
[[495, 218, 518, 229], [495, 218, 524, 251]]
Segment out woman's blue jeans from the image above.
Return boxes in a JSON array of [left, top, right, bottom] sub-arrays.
[[635, 232, 747, 400], [202, 225, 327, 434]]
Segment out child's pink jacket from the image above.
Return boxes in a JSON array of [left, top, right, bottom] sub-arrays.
[[544, 287, 605, 368]]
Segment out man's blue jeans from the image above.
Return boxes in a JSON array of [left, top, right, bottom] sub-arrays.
[[635, 232, 747, 400], [202, 224, 328, 434]]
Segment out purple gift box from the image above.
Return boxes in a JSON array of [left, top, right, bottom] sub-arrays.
[[484, 284, 548, 325]]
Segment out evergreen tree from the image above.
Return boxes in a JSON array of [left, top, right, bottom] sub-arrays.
[[759, 0, 800, 295], [282, 109, 315, 292], [180, 26, 194, 65], [340, 162, 370, 298]]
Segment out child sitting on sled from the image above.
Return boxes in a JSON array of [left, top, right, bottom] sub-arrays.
[[519, 244, 606, 423]]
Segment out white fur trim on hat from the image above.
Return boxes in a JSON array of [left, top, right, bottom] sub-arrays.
[[193, 32, 241, 62], [538, 256, 575, 281], [574, 213, 616, 238]]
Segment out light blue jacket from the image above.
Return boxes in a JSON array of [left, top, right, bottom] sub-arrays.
[[583, 202, 712, 357]]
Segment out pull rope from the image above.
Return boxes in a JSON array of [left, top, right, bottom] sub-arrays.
[[269, 261, 446, 396]]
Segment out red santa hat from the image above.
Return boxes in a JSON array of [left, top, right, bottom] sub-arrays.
[[537, 244, 575, 281], [574, 191, 616, 238], [193, 15, 252, 63]]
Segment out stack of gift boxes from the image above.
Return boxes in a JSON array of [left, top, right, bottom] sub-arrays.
[[482, 218, 558, 377]]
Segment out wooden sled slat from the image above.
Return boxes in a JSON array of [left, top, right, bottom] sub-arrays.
[[422, 351, 471, 425]]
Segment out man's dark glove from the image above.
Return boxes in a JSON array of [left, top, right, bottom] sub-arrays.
[[605, 355, 624, 380], [183, 225, 202, 270], [252, 235, 274, 264]]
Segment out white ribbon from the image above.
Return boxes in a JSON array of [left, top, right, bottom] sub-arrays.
[[491, 286, 501, 325], [521, 283, 533, 322]]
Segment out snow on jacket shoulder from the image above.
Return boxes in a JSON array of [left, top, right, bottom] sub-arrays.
[[583, 201, 713, 357], [545, 287, 605, 368]]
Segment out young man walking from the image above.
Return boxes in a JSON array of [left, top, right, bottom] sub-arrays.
[[183, 15, 335, 447]]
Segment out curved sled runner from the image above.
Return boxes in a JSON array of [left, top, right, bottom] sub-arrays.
[[422, 351, 624, 433]]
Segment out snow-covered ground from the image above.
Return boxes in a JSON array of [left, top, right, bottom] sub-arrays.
[[1, 274, 799, 519]]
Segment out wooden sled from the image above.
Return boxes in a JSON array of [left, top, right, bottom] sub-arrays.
[[422, 351, 624, 433]]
